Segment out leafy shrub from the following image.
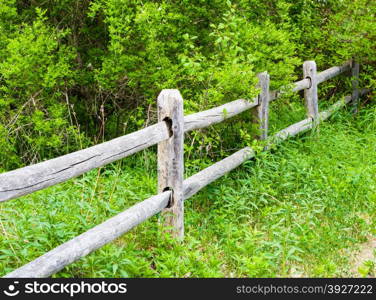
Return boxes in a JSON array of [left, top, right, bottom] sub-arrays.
[[0, 0, 374, 169], [0, 9, 84, 169]]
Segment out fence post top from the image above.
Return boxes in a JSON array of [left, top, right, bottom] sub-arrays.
[[257, 71, 270, 80], [303, 60, 317, 72], [157, 89, 183, 103], [303, 60, 316, 65]]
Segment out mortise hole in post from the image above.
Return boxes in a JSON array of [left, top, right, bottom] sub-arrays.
[[163, 187, 173, 208], [163, 117, 173, 137], [257, 94, 261, 105], [305, 76, 313, 89]]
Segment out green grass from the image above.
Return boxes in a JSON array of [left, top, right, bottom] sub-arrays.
[[0, 100, 375, 278]]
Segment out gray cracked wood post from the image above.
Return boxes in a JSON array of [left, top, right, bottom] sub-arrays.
[[351, 59, 360, 113], [303, 61, 319, 120], [253, 71, 270, 140], [157, 89, 184, 240]]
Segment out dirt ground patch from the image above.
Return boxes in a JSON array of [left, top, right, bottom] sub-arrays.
[[349, 238, 376, 277]]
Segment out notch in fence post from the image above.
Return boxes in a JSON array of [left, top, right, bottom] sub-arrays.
[[303, 61, 319, 120], [351, 58, 360, 114], [157, 89, 184, 240], [253, 71, 270, 140]]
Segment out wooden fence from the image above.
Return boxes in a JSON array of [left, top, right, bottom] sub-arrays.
[[0, 59, 370, 278]]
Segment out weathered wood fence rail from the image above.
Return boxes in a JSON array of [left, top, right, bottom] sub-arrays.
[[1, 59, 370, 278]]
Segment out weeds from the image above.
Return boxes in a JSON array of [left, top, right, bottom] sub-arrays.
[[0, 103, 375, 277]]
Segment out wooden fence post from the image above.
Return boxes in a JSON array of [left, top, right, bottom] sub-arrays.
[[253, 71, 270, 140], [157, 89, 184, 240], [351, 59, 360, 113], [303, 61, 319, 119]]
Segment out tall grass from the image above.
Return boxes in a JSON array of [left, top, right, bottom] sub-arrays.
[[0, 101, 375, 277]]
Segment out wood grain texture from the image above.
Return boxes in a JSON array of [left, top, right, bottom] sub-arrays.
[[0, 122, 170, 203], [183, 147, 255, 200], [269, 79, 310, 102], [270, 61, 351, 102], [272, 118, 313, 143], [183, 91, 354, 198], [5, 90, 369, 278], [316, 60, 352, 84], [272, 93, 356, 144], [183, 92, 357, 200], [253, 72, 270, 140], [157, 90, 185, 239], [4, 191, 171, 278], [0, 61, 353, 204], [0, 98, 256, 203], [184, 98, 258, 132], [303, 61, 319, 119], [292, 78, 312, 93]]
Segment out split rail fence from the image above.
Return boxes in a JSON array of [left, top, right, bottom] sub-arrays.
[[0, 59, 370, 278]]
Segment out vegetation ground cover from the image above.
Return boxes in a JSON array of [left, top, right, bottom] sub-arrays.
[[1, 101, 374, 277]]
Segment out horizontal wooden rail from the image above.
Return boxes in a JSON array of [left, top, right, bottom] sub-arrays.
[[269, 78, 310, 101], [0, 61, 352, 203], [184, 98, 258, 132], [4, 146, 255, 278], [183, 147, 255, 200], [183, 89, 362, 202], [272, 88, 369, 143], [269, 61, 352, 101], [273, 95, 354, 142], [5, 89, 368, 278], [0, 98, 258, 203], [4, 191, 172, 278], [316, 60, 352, 84], [0, 122, 171, 202]]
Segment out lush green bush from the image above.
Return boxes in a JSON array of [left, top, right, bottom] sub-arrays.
[[0, 7, 84, 169], [0, 0, 375, 279], [0, 0, 374, 169]]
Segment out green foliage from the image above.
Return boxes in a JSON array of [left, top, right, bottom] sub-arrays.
[[0, 105, 375, 277], [89, 0, 300, 109], [87, 0, 302, 154], [0, 9, 85, 169], [0, 0, 375, 278], [358, 260, 375, 278], [0, 0, 374, 168]]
